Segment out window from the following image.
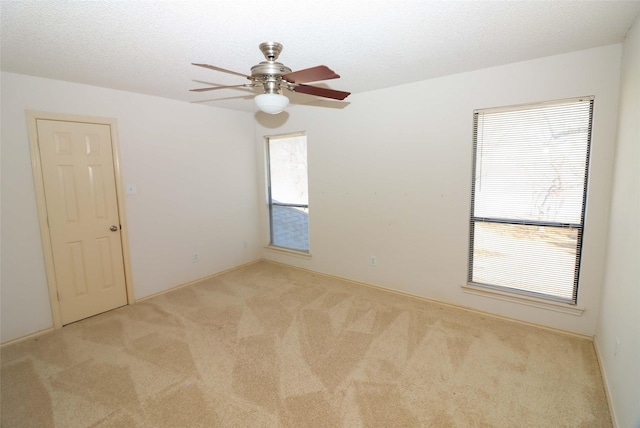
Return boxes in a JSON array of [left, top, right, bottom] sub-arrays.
[[266, 133, 309, 252], [469, 97, 593, 304]]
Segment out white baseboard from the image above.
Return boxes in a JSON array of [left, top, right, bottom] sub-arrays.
[[0, 327, 55, 348], [136, 259, 262, 302], [1, 259, 263, 346], [262, 259, 594, 341], [593, 337, 618, 428]]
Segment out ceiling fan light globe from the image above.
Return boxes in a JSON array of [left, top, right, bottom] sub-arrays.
[[255, 93, 289, 114]]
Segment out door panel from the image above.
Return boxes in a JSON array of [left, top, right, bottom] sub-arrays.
[[37, 119, 127, 325]]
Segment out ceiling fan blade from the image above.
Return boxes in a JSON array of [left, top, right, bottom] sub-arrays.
[[190, 94, 255, 103], [192, 63, 251, 79], [293, 84, 350, 100], [282, 65, 340, 84], [190, 84, 256, 92]]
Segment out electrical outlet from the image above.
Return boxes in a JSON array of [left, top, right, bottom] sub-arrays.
[[192, 252, 199, 263], [370, 256, 377, 266]]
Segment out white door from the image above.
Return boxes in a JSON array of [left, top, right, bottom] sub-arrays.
[[36, 119, 128, 325]]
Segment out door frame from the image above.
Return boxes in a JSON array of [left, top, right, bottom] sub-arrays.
[[26, 110, 135, 329]]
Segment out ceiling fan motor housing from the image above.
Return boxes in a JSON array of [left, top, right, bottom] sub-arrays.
[[251, 61, 292, 94], [250, 61, 292, 78], [251, 42, 292, 94]]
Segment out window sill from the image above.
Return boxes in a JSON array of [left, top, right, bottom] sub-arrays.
[[462, 283, 585, 316], [265, 245, 312, 259]]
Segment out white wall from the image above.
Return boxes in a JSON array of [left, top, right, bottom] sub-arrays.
[[595, 14, 640, 428], [256, 45, 622, 336], [1, 72, 260, 343], [0, 44, 625, 343]]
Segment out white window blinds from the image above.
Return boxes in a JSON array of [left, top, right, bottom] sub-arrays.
[[469, 97, 593, 303], [266, 134, 310, 252]]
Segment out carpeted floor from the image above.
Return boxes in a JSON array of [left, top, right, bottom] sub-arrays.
[[1, 261, 611, 427]]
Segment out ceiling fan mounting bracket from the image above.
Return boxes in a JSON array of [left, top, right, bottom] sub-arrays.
[[259, 42, 283, 61]]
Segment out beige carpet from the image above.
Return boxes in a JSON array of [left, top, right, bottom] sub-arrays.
[[1, 261, 611, 427]]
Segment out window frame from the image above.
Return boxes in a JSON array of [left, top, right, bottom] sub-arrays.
[[467, 97, 594, 306], [265, 132, 310, 254]]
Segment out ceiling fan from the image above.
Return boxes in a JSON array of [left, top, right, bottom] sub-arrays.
[[191, 42, 350, 114]]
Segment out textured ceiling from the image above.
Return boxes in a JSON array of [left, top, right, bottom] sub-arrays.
[[2, 1, 640, 113]]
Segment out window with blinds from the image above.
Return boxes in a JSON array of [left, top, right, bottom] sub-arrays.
[[469, 97, 594, 303], [266, 133, 310, 252]]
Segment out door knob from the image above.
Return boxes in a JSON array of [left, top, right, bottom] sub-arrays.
[[110, 225, 119, 232]]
